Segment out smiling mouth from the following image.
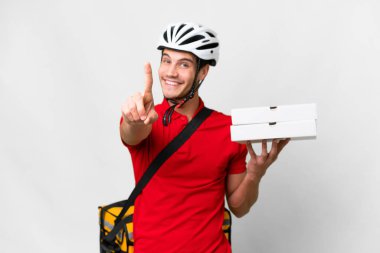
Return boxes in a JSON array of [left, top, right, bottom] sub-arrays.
[[164, 79, 183, 86]]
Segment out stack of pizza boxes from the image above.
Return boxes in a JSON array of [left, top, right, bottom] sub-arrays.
[[231, 103, 318, 143]]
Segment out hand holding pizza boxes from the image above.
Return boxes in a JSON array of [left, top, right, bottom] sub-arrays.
[[231, 103, 317, 143]]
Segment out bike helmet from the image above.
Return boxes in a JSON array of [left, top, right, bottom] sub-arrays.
[[157, 22, 219, 66]]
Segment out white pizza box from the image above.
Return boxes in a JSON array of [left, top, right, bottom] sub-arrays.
[[231, 103, 317, 125], [231, 119, 317, 143]]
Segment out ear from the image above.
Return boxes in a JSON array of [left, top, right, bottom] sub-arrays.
[[198, 64, 210, 82]]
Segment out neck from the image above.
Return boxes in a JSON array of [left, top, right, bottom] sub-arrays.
[[168, 93, 200, 121]]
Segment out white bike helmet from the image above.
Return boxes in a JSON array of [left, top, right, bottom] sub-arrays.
[[157, 22, 219, 66]]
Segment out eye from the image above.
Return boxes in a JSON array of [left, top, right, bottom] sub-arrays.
[[180, 62, 190, 68], [161, 58, 171, 64]]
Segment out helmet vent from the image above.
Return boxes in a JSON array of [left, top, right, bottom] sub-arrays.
[[175, 24, 186, 36], [175, 27, 194, 42], [196, 43, 219, 50], [202, 40, 210, 43], [179, 35, 205, 46], [170, 26, 175, 41], [206, 32, 215, 38], [163, 31, 168, 43]]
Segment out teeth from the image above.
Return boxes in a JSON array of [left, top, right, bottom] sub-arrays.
[[166, 80, 180, 86]]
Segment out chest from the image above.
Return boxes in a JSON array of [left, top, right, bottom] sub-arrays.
[[151, 123, 233, 184]]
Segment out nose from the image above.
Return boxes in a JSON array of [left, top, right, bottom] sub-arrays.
[[166, 63, 178, 77]]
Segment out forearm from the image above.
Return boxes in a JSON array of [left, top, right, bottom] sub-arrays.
[[120, 119, 152, 146], [227, 172, 262, 218]]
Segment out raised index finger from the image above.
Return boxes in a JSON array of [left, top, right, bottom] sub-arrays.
[[144, 62, 153, 94]]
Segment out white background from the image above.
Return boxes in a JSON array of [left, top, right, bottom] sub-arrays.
[[1, 0, 379, 252]]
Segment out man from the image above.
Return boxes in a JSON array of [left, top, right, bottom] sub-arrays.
[[120, 22, 289, 253]]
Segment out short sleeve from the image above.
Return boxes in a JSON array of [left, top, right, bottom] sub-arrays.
[[227, 143, 247, 174]]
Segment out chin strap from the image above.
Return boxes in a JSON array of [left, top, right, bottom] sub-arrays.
[[163, 58, 204, 126]]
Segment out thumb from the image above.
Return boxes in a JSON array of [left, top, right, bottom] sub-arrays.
[[144, 108, 158, 125]]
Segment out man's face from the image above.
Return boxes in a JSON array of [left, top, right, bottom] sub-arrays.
[[158, 49, 198, 100]]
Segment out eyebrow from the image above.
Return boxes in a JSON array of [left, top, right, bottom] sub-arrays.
[[162, 53, 195, 63]]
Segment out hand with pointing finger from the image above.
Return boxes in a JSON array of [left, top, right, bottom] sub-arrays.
[[121, 63, 158, 126], [246, 139, 290, 180]]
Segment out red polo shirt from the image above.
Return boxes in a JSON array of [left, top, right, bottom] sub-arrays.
[[122, 98, 247, 253]]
